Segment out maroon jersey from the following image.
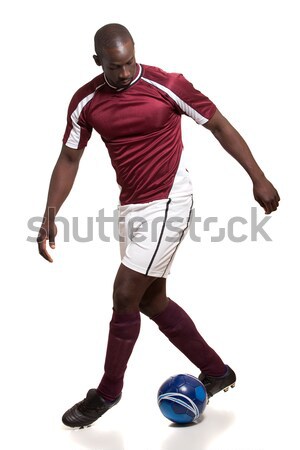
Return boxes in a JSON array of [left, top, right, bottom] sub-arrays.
[[63, 64, 216, 205]]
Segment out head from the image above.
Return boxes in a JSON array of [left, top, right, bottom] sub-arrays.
[[93, 23, 136, 89]]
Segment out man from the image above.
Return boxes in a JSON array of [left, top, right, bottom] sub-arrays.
[[37, 23, 280, 428]]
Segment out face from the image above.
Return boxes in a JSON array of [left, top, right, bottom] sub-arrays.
[[94, 40, 136, 89]]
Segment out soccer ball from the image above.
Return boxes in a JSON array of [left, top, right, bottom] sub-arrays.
[[157, 374, 208, 424]]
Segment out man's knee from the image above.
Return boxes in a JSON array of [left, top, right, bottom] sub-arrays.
[[113, 287, 138, 313], [112, 264, 158, 313]]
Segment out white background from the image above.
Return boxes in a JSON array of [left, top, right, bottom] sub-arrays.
[[1, 1, 299, 449]]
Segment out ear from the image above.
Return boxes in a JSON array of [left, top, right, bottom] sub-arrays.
[[93, 54, 102, 66]]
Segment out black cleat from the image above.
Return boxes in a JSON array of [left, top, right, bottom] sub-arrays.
[[199, 365, 236, 398], [62, 389, 121, 428]]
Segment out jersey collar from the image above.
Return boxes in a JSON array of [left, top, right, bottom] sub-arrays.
[[104, 63, 142, 92]]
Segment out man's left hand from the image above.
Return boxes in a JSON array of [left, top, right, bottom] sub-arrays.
[[253, 177, 280, 214]]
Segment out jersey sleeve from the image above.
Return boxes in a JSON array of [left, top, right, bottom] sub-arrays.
[[141, 66, 217, 125], [62, 88, 94, 150], [167, 73, 217, 125]]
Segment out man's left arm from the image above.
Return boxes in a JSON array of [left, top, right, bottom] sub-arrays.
[[203, 109, 280, 214]]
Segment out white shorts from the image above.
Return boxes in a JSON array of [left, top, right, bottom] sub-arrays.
[[118, 194, 193, 278]]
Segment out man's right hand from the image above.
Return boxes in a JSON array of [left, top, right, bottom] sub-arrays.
[[36, 144, 84, 262], [37, 219, 57, 262]]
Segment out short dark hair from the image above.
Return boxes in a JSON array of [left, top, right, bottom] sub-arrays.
[[94, 23, 134, 55]]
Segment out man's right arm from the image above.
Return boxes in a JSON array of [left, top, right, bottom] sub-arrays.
[[37, 145, 85, 262]]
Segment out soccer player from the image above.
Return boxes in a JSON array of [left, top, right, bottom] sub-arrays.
[[37, 23, 280, 428]]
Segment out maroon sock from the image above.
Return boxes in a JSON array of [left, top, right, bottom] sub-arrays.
[[97, 310, 141, 401], [151, 299, 226, 376]]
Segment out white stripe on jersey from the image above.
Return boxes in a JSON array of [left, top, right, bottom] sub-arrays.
[[66, 83, 105, 148], [141, 77, 209, 125]]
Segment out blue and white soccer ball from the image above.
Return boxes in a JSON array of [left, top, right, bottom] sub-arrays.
[[157, 374, 208, 424]]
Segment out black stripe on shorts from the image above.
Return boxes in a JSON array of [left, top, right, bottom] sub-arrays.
[[162, 194, 194, 277], [145, 198, 171, 276]]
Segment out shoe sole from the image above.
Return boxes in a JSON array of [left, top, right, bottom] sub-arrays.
[[62, 423, 93, 430], [206, 381, 236, 403], [223, 382, 236, 392]]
